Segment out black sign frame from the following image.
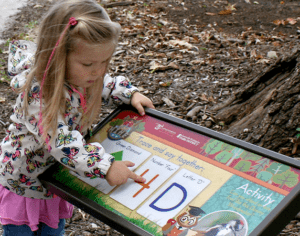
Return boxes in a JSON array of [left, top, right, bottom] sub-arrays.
[[39, 104, 300, 236]]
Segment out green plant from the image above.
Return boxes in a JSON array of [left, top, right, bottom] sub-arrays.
[[0, 73, 11, 83], [4, 38, 11, 47], [17, 33, 34, 41], [25, 20, 38, 29], [296, 128, 300, 138]]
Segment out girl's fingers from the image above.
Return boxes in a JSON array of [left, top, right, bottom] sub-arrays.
[[131, 92, 155, 116], [123, 160, 135, 167], [135, 103, 145, 116], [122, 161, 146, 182], [129, 171, 146, 183], [143, 99, 155, 109]]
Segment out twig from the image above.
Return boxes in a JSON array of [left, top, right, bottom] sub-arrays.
[[104, 1, 135, 8], [0, 119, 7, 127]]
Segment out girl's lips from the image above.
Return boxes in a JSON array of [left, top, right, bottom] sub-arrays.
[[88, 80, 95, 83]]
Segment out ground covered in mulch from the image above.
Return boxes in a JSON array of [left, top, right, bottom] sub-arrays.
[[0, 0, 300, 235]]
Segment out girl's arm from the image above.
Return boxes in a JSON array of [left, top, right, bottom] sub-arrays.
[[102, 74, 154, 115], [48, 120, 145, 185], [18, 85, 144, 185], [8, 40, 36, 91]]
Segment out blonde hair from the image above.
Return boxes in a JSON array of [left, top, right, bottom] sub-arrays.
[[21, 0, 121, 142]]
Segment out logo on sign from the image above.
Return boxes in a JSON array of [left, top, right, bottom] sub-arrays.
[[154, 123, 176, 136]]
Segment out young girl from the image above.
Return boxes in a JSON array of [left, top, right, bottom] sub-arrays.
[[0, 0, 154, 235]]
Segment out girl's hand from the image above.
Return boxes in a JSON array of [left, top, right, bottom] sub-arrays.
[[131, 92, 155, 116], [106, 161, 146, 186]]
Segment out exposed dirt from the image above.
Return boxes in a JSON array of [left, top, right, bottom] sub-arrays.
[[0, 0, 300, 235]]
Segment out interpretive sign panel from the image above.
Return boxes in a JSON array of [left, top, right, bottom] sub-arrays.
[[39, 105, 300, 236]]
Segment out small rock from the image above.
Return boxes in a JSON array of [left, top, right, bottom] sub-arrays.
[[267, 51, 277, 58], [96, 230, 107, 235], [90, 223, 98, 228], [295, 212, 300, 219], [285, 224, 294, 230], [72, 213, 82, 221], [82, 231, 93, 236], [205, 120, 213, 128]]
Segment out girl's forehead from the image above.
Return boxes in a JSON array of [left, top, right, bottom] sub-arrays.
[[71, 39, 115, 59]]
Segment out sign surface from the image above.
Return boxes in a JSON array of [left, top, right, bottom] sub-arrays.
[[40, 106, 300, 236]]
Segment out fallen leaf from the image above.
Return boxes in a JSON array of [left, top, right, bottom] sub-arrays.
[[219, 10, 232, 15], [257, 59, 270, 64], [273, 19, 287, 26], [167, 62, 179, 70], [202, 114, 208, 120], [226, 4, 236, 11], [208, 96, 216, 103], [137, 86, 145, 92], [169, 39, 193, 49], [186, 106, 202, 118], [162, 97, 176, 107], [33, 4, 43, 8], [0, 97, 6, 103], [149, 61, 161, 70], [272, 41, 281, 46], [191, 59, 205, 65], [205, 12, 217, 16], [200, 94, 209, 101], [287, 18, 297, 25], [159, 81, 172, 87], [250, 49, 257, 58], [149, 61, 179, 72]]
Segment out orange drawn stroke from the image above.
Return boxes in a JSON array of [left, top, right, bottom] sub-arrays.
[[133, 169, 159, 198]]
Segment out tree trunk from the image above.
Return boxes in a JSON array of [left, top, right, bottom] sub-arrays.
[[211, 49, 300, 155]]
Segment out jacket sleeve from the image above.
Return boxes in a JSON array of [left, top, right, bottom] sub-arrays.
[[102, 74, 139, 105], [21, 84, 115, 179], [8, 40, 36, 92], [48, 121, 115, 179]]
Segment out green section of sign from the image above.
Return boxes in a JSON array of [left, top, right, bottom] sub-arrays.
[[111, 151, 123, 161]]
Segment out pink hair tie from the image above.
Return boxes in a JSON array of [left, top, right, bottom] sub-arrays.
[[69, 17, 78, 26], [38, 17, 78, 150]]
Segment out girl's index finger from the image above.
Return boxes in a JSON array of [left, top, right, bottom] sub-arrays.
[[129, 171, 146, 183]]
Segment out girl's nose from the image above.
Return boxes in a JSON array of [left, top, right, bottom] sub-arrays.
[[91, 70, 97, 76]]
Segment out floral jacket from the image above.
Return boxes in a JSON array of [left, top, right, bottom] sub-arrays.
[[0, 40, 138, 199]]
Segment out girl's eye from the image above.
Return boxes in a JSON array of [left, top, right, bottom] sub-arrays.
[[83, 63, 92, 67]]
